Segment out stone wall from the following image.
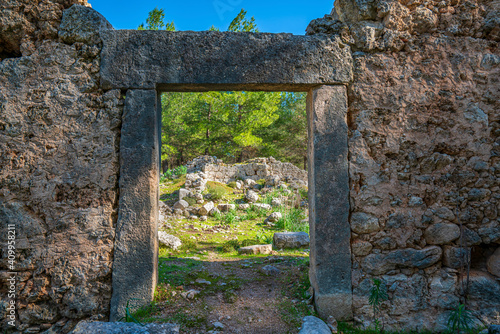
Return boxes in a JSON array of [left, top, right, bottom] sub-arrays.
[[186, 156, 308, 185], [308, 0, 499, 330], [0, 3, 121, 333]]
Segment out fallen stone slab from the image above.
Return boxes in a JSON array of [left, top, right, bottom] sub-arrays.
[[238, 244, 273, 255], [298, 316, 331, 334], [158, 231, 182, 250], [69, 321, 180, 334], [273, 232, 310, 249]]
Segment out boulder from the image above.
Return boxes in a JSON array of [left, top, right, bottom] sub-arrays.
[[58, 5, 113, 46], [209, 207, 220, 217], [245, 190, 260, 203], [173, 200, 189, 210], [238, 244, 272, 255], [351, 212, 380, 234], [239, 203, 250, 210], [298, 316, 331, 334], [158, 231, 182, 250], [69, 321, 180, 334], [218, 203, 236, 212], [424, 223, 460, 245], [487, 247, 500, 277], [273, 232, 310, 249], [266, 212, 282, 223], [179, 188, 191, 200], [198, 201, 215, 216]]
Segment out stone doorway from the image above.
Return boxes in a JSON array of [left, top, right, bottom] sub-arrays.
[[98, 29, 353, 321]]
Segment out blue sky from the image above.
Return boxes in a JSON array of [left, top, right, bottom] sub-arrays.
[[89, 0, 333, 35]]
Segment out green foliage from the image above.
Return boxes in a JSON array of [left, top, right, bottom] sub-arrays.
[[256, 232, 273, 244], [227, 181, 237, 188], [299, 187, 308, 201], [447, 304, 473, 334], [119, 299, 145, 325], [228, 9, 259, 32], [184, 196, 197, 206], [206, 181, 231, 201], [275, 207, 308, 233], [138, 7, 175, 31], [369, 278, 388, 332]]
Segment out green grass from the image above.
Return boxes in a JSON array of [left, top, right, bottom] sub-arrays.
[[275, 207, 308, 233], [206, 181, 233, 201]]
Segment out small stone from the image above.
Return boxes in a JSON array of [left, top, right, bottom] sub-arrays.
[[351, 212, 380, 234], [424, 223, 460, 245], [238, 244, 272, 255], [266, 212, 282, 222], [199, 201, 215, 216], [212, 322, 224, 329], [181, 289, 200, 299], [273, 232, 309, 249], [434, 207, 455, 221], [298, 316, 331, 334], [235, 181, 243, 189], [195, 278, 211, 285], [271, 198, 282, 206], [443, 246, 471, 269], [327, 316, 338, 333], [173, 200, 189, 210], [199, 216, 208, 221], [253, 203, 271, 210], [351, 240, 373, 256], [218, 203, 236, 212], [158, 231, 182, 250], [260, 265, 280, 276]]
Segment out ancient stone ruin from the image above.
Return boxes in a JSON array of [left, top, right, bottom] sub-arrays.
[[0, 0, 498, 332]]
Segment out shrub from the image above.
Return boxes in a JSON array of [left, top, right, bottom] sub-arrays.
[[227, 181, 237, 188], [276, 207, 308, 233], [206, 181, 231, 201], [221, 240, 240, 253], [184, 196, 197, 206]]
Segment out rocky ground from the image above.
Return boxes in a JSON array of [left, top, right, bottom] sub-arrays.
[[133, 168, 316, 333]]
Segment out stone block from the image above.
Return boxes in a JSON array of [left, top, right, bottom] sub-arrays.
[[110, 89, 159, 321], [424, 223, 460, 245], [351, 212, 380, 234], [69, 321, 179, 333], [59, 5, 112, 45], [307, 85, 351, 320], [273, 232, 310, 249], [100, 30, 353, 90], [238, 244, 272, 255]]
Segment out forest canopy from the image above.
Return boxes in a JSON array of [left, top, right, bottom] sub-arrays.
[[139, 8, 307, 170]]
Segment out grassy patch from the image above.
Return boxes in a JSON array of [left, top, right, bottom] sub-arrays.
[[275, 207, 308, 233], [206, 181, 233, 201]]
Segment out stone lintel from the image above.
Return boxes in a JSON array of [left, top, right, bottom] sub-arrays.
[[110, 89, 159, 321], [307, 85, 352, 320], [100, 30, 353, 90]]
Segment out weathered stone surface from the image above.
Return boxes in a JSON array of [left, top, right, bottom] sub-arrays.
[[254, 203, 271, 210], [198, 201, 215, 216], [261, 265, 281, 276], [273, 232, 310, 249], [489, 325, 500, 334], [245, 190, 260, 203], [308, 85, 351, 320], [178, 188, 191, 200], [173, 199, 189, 210], [362, 246, 442, 275], [424, 223, 460, 245], [351, 212, 380, 234], [58, 5, 112, 45], [239, 204, 250, 210], [218, 203, 236, 212], [238, 244, 272, 255], [298, 316, 331, 334], [70, 321, 179, 334], [351, 240, 373, 256], [443, 246, 470, 269], [158, 231, 182, 250], [110, 89, 159, 321], [487, 247, 500, 277], [100, 31, 353, 90]]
